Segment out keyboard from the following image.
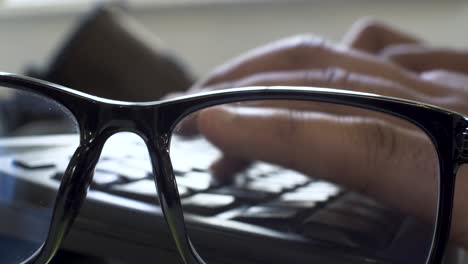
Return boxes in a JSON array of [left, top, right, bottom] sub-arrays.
[[0, 133, 433, 263]]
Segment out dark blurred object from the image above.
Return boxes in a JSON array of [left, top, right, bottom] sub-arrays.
[[49, 250, 111, 264], [27, 4, 194, 101]]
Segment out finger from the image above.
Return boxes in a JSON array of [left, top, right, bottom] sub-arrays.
[[194, 35, 446, 98], [161, 91, 186, 100], [452, 165, 468, 247], [206, 101, 413, 181], [209, 156, 251, 184], [175, 67, 458, 138], [215, 68, 427, 101], [174, 68, 418, 137], [380, 44, 468, 74], [419, 70, 468, 114], [205, 69, 429, 129], [162, 88, 214, 100], [342, 18, 421, 54], [172, 110, 200, 137], [420, 69, 468, 90], [197, 105, 438, 223], [213, 68, 468, 114]]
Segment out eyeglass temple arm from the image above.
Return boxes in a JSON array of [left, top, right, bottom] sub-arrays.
[[148, 140, 205, 264], [26, 141, 104, 264]]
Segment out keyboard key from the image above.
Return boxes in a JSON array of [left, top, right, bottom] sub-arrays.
[[109, 179, 189, 203], [279, 170, 310, 185], [327, 198, 400, 228], [189, 157, 215, 172], [232, 205, 301, 230], [120, 158, 152, 173], [171, 161, 193, 175], [248, 163, 282, 177], [99, 133, 148, 159], [234, 205, 299, 221], [259, 178, 299, 190], [339, 192, 394, 213], [277, 185, 337, 206], [176, 171, 212, 191], [261, 171, 310, 189], [210, 186, 272, 202], [12, 150, 68, 169], [295, 181, 342, 196], [182, 193, 235, 216], [92, 171, 121, 186], [269, 194, 318, 209], [302, 209, 392, 249], [170, 137, 220, 172], [301, 222, 359, 248], [13, 158, 55, 169], [281, 191, 330, 202], [109, 179, 159, 203], [243, 180, 285, 194], [96, 160, 148, 181]]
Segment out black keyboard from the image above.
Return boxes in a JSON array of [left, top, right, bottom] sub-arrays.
[[0, 133, 432, 263]]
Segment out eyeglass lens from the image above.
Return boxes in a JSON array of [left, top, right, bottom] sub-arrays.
[[169, 99, 439, 263], [0, 86, 79, 264]]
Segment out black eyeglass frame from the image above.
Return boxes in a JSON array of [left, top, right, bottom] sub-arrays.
[[0, 72, 464, 264]]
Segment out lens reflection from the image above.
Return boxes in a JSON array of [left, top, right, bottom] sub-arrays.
[[169, 99, 439, 264], [0, 87, 79, 264]]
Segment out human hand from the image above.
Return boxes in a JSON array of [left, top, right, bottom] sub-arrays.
[[173, 19, 468, 248], [172, 19, 468, 136]]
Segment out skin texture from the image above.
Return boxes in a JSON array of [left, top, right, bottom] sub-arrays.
[[170, 19, 468, 249]]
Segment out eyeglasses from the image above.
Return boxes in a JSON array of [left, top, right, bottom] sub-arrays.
[[0, 72, 462, 264]]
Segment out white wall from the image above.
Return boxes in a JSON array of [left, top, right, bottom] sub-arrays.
[[0, 0, 467, 76]]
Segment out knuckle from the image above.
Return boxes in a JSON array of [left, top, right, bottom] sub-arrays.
[[323, 67, 350, 88], [239, 73, 274, 86], [284, 34, 328, 67], [352, 17, 387, 37], [362, 120, 398, 163]]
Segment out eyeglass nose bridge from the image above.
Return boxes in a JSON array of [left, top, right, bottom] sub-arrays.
[[75, 103, 161, 141], [145, 137, 205, 264], [26, 135, 108, 264], [47, 100, 204, 263]]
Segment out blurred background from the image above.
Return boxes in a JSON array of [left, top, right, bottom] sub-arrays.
[[0, 0, 466, 77], [0, 1, 467, 263]]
